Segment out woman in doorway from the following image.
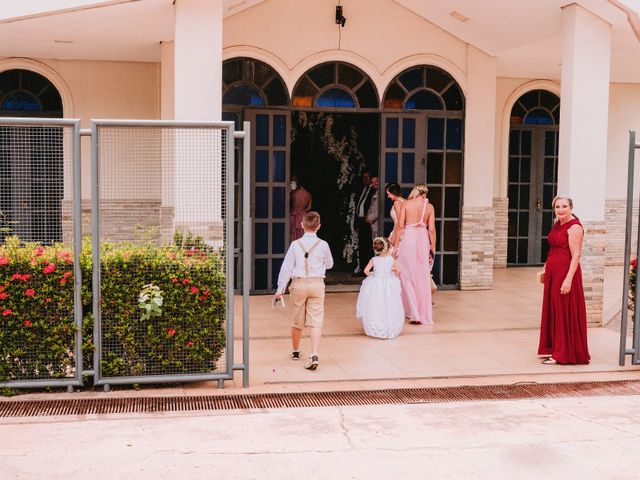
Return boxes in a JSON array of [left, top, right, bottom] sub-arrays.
[[385, 183, 405, 245], [393, 184, 436, 325], [289, 175, 312, 242], [538, 195, 590, 365]]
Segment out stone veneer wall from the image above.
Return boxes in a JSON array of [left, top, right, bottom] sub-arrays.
[[581, 221, 606, 327], [62, 200, 174, 245], [459, 207, 495, 290], [604, 199, 639, 265], [493, 197, 508, 268]]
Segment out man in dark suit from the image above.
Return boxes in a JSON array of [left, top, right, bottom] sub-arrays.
[[353, 170, 376, 275]]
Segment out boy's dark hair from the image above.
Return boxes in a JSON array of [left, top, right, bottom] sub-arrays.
[[302, 211, 321, 230]]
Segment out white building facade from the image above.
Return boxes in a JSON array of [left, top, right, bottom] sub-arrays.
[[1, 0, 639, 325]]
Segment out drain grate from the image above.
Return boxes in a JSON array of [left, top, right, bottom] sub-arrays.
[[2, 379, 640, 418]]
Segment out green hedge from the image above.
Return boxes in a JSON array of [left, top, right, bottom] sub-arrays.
[[0, 236, 227, 384]]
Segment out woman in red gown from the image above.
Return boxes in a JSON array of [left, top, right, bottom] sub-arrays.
[[538, 196, 590, 365]]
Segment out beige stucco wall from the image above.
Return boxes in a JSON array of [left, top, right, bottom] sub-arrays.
[[223, 0, 469, 97], [0, 58, 161, 199]]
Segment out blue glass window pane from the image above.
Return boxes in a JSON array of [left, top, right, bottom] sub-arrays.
[[222, 111, 241, 131], [402, 153, 415, 183], [2, 91, 40, 111], [405, 90, 443, 110], [402, 118, 415, 148], [509, 130, 520, 155], [254, 259, 268, 290], [256, 114, 269, 146], [254, 223, 268, 254], [271, 258, 283, 290], [523, 108, 554, 125], [222, 84, 265, 106], [255, 187, 269, 218], [273, 115, 287, 146], [427, 118, 444, 150], [521, 130, 531, 155], [272, 187, 286, 218], [446, 119, 462, 150], [315, 88, 355, 108], [273, 151, 285, 181], [402, 187, 412, 199], [272, 223, 285, 254], [385, 153, 398, 183], [385, 118, 399, 148], [256, 150, 268, 182], [442, 254, 459, 285]]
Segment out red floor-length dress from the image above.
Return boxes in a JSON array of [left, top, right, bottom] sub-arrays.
[[538, 217, 590, 364]]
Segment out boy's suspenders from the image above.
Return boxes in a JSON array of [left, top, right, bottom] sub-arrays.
[[296, 239, 322, 276]]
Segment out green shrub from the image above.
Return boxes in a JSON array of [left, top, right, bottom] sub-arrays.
[[0, 236, 227, 384]]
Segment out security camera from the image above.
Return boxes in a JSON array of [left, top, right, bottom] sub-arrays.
[[335, 5, 346, 27]]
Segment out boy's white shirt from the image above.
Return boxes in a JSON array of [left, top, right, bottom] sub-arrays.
[[276, 231, 334, 294]]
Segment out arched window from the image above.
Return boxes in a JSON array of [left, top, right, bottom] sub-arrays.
[[222, 58, 289, 107], [0, 69, 63, 117], [510, 89, 560, 125], [292, 62, 378, 109], [383, 66, 464, 111]]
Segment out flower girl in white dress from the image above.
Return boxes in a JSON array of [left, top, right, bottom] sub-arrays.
[[356, 237, 404, 339]]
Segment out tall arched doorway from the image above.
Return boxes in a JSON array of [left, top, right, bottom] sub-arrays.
[[291, 61, 379, 285], [222, 57, 290, 292], [0, 69, 64, 244], [507, 89, 560, 265], [382, 65, 465, 288]]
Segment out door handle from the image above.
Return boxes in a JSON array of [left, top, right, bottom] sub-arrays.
[[536, 199, 542, 211]]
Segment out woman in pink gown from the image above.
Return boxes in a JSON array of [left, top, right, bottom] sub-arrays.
[[393, 184, 436, 325]]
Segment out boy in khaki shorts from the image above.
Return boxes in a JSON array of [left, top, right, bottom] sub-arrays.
[[274, 211, 333, 370]]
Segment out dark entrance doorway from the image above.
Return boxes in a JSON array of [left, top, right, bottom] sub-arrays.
[[290, 111, 379, 284]]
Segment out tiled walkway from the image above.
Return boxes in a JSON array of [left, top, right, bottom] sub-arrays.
[[203, 266, 640, 393]]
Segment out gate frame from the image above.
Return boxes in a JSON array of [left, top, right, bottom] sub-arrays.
[[0, 117, 84, 390], [90, 119, 250, 389], [619, 130, 640, 366]]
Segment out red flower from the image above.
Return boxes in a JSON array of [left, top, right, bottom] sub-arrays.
[[190, 286, 199, 294], [60, 278, 67, 286], [11, 273, 30, 282], [199, 295, 207, 302], [171, 277, 179, 283], [203, 290, 211, 297], [62, 271, 72, 279], [24, 289, 36, 297], [166, 252, 176, 260], [185, 249, 193, 257], [186, 341, 193, 347], [0, 286, 4, 292], [167, 328, 176, 336], [182, 278, 191, 285], [43, 263, 56, 274], [34, 247, 45, 257], [0, 257, 9, 266], [2, 309, 12, 316], [23, 320, 32, 327], [632, 258, 638, 270], [45, 297, 52, 303], [0, 292, 6, 300]]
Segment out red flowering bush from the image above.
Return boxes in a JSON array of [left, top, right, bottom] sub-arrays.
[[0, 237, 78, 382], [1, 235, 226, 384], [95, 241, 226, 378]]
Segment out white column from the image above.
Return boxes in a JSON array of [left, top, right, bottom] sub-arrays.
[[460, 46, 497, 289], [172, 0, 224, 243], [174, 0, 222, 121], [558, 4, 611, 221], [558, 4, 611, 326]]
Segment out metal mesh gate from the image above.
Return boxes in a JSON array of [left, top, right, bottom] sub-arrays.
[[0, 118, 83, 389], [91, 120, 236, 387]]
